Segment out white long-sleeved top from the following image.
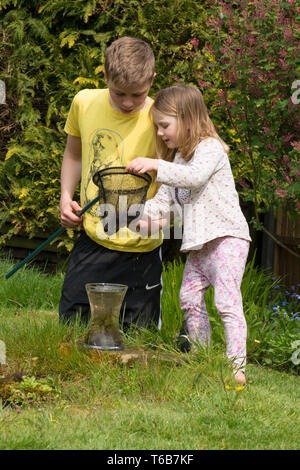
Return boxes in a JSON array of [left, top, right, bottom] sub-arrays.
[[144, 138, 251, 252]]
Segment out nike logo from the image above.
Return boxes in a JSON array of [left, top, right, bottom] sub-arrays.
[[145, 283, 161, 290]]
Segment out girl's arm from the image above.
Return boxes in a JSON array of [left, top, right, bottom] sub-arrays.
[[126, 139, 225, 190], [136, 215, 168, 236], [126, 158, 174, 218], [156, 139, 225, 189], [126, 158, 158, 174], [136, 183, 178, 236], [143, 182, 174, 220]]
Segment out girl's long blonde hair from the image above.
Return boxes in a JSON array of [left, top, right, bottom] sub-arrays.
[[152, 84, 229, 161]]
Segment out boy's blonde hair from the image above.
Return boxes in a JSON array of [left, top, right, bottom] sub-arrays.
[[105, 36, 155, 88], [153, 85, 229, 161]]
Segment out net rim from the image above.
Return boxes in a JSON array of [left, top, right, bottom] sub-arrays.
[[92, 166, 152, 187]]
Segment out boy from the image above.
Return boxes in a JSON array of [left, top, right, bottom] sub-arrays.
[[59, 37, 163, 329]]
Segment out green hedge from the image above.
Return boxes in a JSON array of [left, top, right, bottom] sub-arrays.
[[0, 0, 213, 250]]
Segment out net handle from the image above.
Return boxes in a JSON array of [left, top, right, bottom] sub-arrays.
[[5, 195, 100, 279]]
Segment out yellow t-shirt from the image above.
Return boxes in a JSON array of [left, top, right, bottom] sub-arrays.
[[64, 88, 163, 252]]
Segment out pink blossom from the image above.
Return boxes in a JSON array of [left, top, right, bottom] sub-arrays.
[[205, 45, 214, 53], [293, 169, 300, 179], [220, 57, 230, 64], [282, 133, 294, 143], [227, 100, 237, 107], [291, 142, 300, 150], [284, 174, 293, 184], [197, 81, 210, 88], [238, 178, 250, 189], [191, 38, 199, 48], [275, 189, 288, 198], [283, 29, 293, 40], [266, 143, 276, 152], [278, 58, 289, 69]]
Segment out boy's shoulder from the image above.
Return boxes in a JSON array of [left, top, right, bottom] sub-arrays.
[[73, 88, 108, 105], [73, 88, 107, 102]]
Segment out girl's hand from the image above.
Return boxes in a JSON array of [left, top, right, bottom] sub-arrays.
[[135, 217, 152, 236], [135, 216, 168, 236], [126, 157, 158, 174]]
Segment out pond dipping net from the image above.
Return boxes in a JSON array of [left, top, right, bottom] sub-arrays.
[[93, 166, 152, 235]]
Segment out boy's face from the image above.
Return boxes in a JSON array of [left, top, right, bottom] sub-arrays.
[[105, 75, 153, 114]]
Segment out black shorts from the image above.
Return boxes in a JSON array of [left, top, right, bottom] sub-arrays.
[[59, 232, 162, 329]]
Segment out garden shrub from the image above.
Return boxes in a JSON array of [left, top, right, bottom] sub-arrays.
[[1, 0, 299, 259], [0, 0, 211, 250], [180, 0, 300, 230]]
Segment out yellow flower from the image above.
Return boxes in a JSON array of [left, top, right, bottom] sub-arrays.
[[225, 385, 231, 390], [235, 386, 244, 391], [19, 188, 29, 199], [94, 65, 104, 75], [73, 77, 99, 87]]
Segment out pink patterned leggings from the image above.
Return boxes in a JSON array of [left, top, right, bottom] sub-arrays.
[[180, 236, 250, 372]]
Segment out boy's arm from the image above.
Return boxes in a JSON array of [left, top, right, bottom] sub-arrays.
[[60, 134, 83, 228]]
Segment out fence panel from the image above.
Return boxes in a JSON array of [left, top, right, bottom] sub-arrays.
[[273, 210, 300, 292]]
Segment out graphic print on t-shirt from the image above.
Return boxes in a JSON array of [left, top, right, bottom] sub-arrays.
[[84, 128, 124, 217]]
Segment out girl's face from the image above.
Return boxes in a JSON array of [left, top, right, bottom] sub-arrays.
[[152, 108, 179, 148]]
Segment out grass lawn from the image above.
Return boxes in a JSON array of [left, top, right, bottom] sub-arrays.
[[0, 257, 299, 450], [0, 366, 299, 450]]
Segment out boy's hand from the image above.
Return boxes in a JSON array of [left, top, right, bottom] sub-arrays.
[[126, 157, 158, 174], [60, 199, 83, 228]]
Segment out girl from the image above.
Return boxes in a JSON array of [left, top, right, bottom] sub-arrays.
[[126, 85, 251, 384]]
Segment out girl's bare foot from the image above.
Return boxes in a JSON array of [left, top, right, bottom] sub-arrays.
[[234, 370, 246, 385]]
